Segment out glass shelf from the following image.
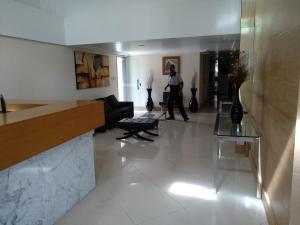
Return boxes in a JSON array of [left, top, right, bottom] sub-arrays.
[[214, 113, 259, 138]]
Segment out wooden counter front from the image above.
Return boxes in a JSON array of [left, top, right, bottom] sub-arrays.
[[0, 100, 104, 171]]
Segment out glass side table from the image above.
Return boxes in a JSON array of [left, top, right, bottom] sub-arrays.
[[213, 113, 262, 199]]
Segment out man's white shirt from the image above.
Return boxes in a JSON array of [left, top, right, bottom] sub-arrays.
[[168, 74, 183, 85]]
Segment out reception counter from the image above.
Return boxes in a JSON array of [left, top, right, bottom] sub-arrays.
[[0, 100, 104, 225]]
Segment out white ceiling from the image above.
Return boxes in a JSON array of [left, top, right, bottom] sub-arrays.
[[72, 34, 240, 56], [46, 0, 238, 17], [12, 0, 60, 14], [3, 0, 241, 46], [14, 0, 235, 17], [63, 0, 241, 45]]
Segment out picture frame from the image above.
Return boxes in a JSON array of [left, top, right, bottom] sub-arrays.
[[162, 56, 181, 75], [74, 50, 110, 89]]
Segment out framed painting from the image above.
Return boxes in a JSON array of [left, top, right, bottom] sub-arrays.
[[162, 56, 180, 75], [74, 51, 110, 89]]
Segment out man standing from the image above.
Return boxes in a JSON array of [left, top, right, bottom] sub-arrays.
[[164, 64, 189, 121]]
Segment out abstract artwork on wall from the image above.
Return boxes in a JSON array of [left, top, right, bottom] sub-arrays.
[[74, 51, 110, 89], [162, 56, 180, 75]]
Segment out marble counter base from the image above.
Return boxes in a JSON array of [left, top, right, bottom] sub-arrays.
[[0, 132, 96, 225]]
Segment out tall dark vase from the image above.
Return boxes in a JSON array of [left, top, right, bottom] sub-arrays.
[[230, 87, 243, 124], [146, 88, 154, 112], [189, 88, 199, 112], [0, 94, 7, 113]]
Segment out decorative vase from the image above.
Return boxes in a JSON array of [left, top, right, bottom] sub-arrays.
[[0, 94, 7, 113], [146, 88, 154, 112], [230, 87, 243, 124], [231, 123, 242, 136], [189, 88, 199, 112]]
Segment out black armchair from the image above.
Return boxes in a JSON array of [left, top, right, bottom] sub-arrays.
[[95, 95, 134, 132]]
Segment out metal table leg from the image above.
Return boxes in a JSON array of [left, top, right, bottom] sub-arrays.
[[213, 136, 219, 193], [256, 137, 262, 199]]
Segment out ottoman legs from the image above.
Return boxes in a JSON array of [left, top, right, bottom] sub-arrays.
[[116, 129, 158, 142]]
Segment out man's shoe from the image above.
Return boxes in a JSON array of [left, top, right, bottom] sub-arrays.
[[184, 117, 189, 122], [166, 117, 175, 120]]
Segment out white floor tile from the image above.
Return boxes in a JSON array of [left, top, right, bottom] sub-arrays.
[[55, 112, 268, 225], [109, 181, 182, 224], [55, 195, 134, 225]]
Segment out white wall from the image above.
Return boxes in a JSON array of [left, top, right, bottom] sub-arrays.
[[0, 0, 65, 44], [127, 53, 200, 108], [64, 0, 241, 45], [0, 36, 118, 100]]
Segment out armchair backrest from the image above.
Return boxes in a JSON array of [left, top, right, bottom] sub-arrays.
[[105, 95, 120, 109]]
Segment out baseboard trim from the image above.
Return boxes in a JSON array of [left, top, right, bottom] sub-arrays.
[[134, 106, 147, 111], [248, 149, 279, 225], [262, 188, 279, 225], [134, 106, 190, 112], [134, 106, 162, 111]]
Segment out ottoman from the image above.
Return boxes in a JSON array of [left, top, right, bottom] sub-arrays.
[[115, 118, 159, 142]]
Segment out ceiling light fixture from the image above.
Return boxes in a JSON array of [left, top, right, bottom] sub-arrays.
[[116, 42, 122, 52]]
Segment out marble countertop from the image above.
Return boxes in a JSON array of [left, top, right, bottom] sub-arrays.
[[0, 100, 98, 126]]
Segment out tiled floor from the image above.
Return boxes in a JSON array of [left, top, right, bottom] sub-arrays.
[[55, 112, 268, 225]]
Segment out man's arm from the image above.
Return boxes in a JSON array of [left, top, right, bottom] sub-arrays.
[[178, 74, 184, 95], [179, 82, 184, 95], [164, 84, 169, 90]]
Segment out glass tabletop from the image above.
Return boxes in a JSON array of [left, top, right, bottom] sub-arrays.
[[214, 113, 259, 138]]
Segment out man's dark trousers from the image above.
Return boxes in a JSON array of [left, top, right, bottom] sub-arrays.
[[168, 85, 188, 119]]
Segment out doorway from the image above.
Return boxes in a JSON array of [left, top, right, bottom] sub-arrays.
[[199, 52, 218, 111], [117, 56, 143, 106], [199, 51, 237, 112], [117, 56, 128, 101]]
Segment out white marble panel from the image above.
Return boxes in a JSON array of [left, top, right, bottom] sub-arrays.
[[0, 132, 96, 225]]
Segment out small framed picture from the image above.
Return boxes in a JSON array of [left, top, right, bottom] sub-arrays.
[[162, 56, 181, 75]]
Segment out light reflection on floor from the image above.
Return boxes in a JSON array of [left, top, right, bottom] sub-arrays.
[[169, 182, 217, 201]]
